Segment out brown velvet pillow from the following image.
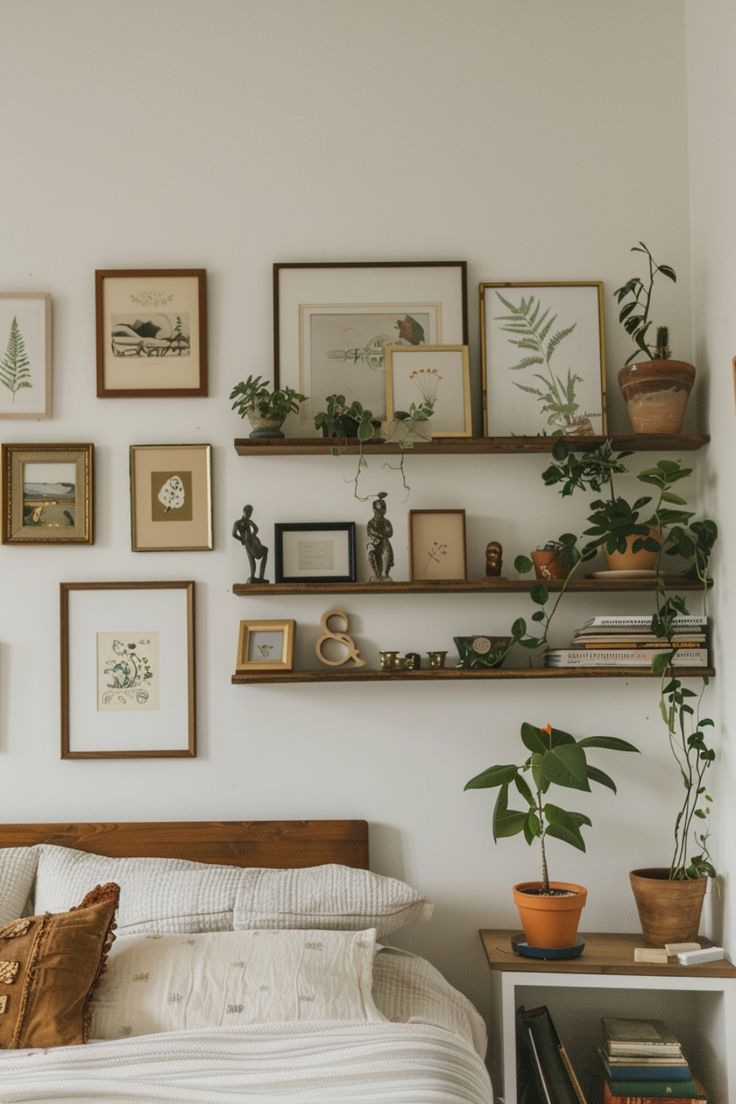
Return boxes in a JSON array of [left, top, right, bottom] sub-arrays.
[[0, 882, 119, 1049]]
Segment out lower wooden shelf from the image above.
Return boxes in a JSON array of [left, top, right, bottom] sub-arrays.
[[231, 666, 714, 684]]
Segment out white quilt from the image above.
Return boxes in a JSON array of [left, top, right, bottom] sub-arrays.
[[0, 948, 492, 1104]]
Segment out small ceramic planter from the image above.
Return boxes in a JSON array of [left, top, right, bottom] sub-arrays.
[[618, 359, 696, 435], [604, 529, 661, 572], [530, 550, 569, 581], [247, 412, 286, 439], [513, 881, 587, 949]]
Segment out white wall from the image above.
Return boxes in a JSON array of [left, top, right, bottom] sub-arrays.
[[0, 0, 705, 1023], [685, 0, 736, 954]]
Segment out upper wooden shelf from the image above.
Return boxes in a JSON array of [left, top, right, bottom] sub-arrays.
[[232, 576, 709, 596], [231, 666, 714, 685], [233, 434, 709, 457]]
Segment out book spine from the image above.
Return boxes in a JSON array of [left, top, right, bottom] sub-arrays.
[[522, 1006, 582, 1104], [545, 649, 707, 666], [605, 1078, 700, 1097], [584, 616, 706, 627], [603, 1082, 704, 1104]]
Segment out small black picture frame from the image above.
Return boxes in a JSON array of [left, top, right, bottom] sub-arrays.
[[274, 522, 357, 584]]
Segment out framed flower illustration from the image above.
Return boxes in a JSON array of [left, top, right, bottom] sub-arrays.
[[129, 444, 213, 551]]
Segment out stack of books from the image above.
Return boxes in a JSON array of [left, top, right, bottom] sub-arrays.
[[544, 615, 709, 669], [600, 1017, 707, 1103]]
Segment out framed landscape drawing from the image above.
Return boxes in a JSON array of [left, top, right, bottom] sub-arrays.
[[96, 269, 207, 397], [274, 262, 467, 435], [236, 619, 295, 673], [385, 344, 472, 437], [480, 281, 607, 437], [130, 443, 213, 551], [1, 443, 93, 544], [274, 522, 356, 584], [60, 581, 196, 759], [409, 509, 467, 582], [0, 293, 51, 418]]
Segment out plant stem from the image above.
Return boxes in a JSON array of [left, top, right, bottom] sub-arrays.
[[537, 787, 549, 892]]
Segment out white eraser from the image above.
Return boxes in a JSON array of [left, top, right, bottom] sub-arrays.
[[677, 946, 725, 965], [665, 941, 701, 955]]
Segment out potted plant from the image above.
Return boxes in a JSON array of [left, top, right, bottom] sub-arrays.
[[384, 396, 434, 445], [464, 722, 639, 948], [517, 535, 580, 581], [230, 375, 306, 438], [314, 394, 367, 439], [615, 242, 696, 434]]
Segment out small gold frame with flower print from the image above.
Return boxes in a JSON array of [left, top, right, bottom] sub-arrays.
[[385, 345, 472, 437]]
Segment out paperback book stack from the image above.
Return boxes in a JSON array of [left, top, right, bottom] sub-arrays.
[[600, 1017, 707, 1103], [544, 615, 709, 670]]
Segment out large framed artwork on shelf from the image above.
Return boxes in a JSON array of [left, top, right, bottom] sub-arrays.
[[0, 293, 52, 419], [274, 261, 468, 435]]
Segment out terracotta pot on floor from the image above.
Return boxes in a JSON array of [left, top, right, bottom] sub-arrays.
[[618, 360, 696, 434], [513, 881, 587, 948], [629, 867, 707, 945]]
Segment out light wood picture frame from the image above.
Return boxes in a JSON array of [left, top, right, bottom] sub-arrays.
[[130, 443, 213, 552], [2, 443, 93, 544], [409, 509, 467, 582], [385, 344, 472, 437], [236, 619, 296, 672], [60, 581, 196, 759], [0, 293, 52, 419], [96, 269, 207, 398]]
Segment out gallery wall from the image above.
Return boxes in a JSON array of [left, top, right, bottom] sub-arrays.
[[0, 0, 713, 1021]]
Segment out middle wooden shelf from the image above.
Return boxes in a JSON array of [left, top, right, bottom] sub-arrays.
[[232, 576, 709, 596]]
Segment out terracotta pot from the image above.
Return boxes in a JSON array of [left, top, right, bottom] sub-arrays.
[[604, 529, 661, 572], [530, 550, 569, 581], [629, 868, 707, 945], [618, 359, 696, 435], [513, 881, 587, 949], [247, 412, 285, 439]]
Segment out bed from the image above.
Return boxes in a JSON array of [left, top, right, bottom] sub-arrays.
[[0, 820, 492, 1104]]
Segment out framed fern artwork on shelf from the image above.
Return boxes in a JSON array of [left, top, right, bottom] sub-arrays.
[[480, 281, 607, 438], [0, 293, 52, 419]]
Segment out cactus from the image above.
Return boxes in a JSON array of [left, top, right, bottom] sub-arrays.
[[655, 326, 671, 360]]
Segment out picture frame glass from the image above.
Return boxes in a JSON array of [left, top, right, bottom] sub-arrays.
[[247, 630, 286, 664], [386, 345, 471, 436], [276, 524, 355, 582], [410, 511, 466, 581], [482, 282, 606, 436], [130, 444, 212, 551], [3, 445, 92, 543], [276, 263, 467, 435], [0, 294, 51, 418]]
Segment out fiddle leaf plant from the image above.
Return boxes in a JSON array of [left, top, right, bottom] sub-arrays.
[[465, 723, 639, 893]]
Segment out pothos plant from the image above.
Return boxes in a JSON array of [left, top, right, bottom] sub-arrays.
[[464, 722, 639, 892]]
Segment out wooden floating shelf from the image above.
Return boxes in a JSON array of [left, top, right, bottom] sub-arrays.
[[232, 666, 714, 685], [233, 576, 710, 597], [234, 434, 709, 457]]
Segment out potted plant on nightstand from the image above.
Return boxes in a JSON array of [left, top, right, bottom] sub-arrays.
[[230, 375, 306, 438], [615, 242, 696, 434], [464, 721, 639, 949]]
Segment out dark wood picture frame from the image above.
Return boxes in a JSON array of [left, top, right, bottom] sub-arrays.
[[274, 522, 357, 584], [408, 509, 467, 582], [60, 578, 197, 759], [95, 269, 208, 398], [2, 442, 94, 544]]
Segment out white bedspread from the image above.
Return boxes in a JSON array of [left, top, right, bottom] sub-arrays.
[[0, 948, 492, 1104]]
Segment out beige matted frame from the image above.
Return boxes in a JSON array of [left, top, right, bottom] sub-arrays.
[[130, 443, 213, 552], [60, 580, 196, 760], [384, 343, 472, 437], [408, 509, 467, 582], [1, 442, 93, 544], [96, 269, 207, 398], [481, 282, 609, 437], [236, 619, 296, 672], [0, 293, 52, 419]]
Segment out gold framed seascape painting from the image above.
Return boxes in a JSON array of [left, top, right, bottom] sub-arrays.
[[130, 444, 213, 551], [385, 344, 472, 437], [1, 443, 93, 544], [480, 281, 607, 437], [236, 619, 296, 673], [0, 293, 52, 419], [60, 580, 196, 759], [96, 269, 207, 397]]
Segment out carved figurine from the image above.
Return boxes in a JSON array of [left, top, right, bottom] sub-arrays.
[[315, 609, 366, 668], [485, 540, 503, 578], [367, 496, 394, 582], [232, 504, 269, 583]]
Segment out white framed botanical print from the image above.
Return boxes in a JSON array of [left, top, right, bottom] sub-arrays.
[[0, 293, 52, 418]]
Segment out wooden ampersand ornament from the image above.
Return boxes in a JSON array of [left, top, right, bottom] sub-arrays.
[[315, 609, 366, 668]]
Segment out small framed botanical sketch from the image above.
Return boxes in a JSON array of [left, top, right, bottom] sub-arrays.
[[0, 293, 52, 418], [275, 522, 357, 583], [60, 580, 196, 759], [1, 443, 93, 544], [409, 509, 467, 582], [96, 269, 207, 398], [236, 619, 296, 672], [385, 344, 472, 436], [130, 444, 213, 551], [480, 281, 607, 437]]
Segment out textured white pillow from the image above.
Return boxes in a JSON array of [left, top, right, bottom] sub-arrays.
[[0, 847, 39, 926], [35, 846, 433, 937], [233, 864, 434, 936], [91, 928, 383, 1039]]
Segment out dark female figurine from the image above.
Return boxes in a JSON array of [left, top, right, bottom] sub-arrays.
[[367, 497, 394, 582], [232, 504, 269, 583]]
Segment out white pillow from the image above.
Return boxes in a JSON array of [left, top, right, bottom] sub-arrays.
[[35, 846, 433, 937], [91, 928, 383, 1039], [233, 864, 433, 936], [0, 847, 38, 926]]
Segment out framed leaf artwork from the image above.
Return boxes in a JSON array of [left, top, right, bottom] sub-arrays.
[[0, 293, 52, 419], [129, 444, 213, 551]]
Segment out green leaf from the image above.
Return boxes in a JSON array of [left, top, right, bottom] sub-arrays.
[[514, 773, 535, 806], [492, 785, 527, 840], [511, 617, 527, 640], [514, 555, 533, 574], [585, 765, 617, 792], [540, 744, 590, 791], [651, 651, 674, 676], [576, 736, 639, 753], [464, 764, 518, 790], [521, 723, 548, 754], [543, 807, 587, 851], [530, 583, 549, 605]]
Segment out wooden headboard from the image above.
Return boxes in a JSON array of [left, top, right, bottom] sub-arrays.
[[0, 820, 369, 869]]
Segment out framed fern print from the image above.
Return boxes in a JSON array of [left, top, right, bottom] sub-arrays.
[[480, 281, 607, 437], [0, 293, 52, 418]]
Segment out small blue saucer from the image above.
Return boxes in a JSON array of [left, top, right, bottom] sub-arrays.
[[510, 932, 585, 960]]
